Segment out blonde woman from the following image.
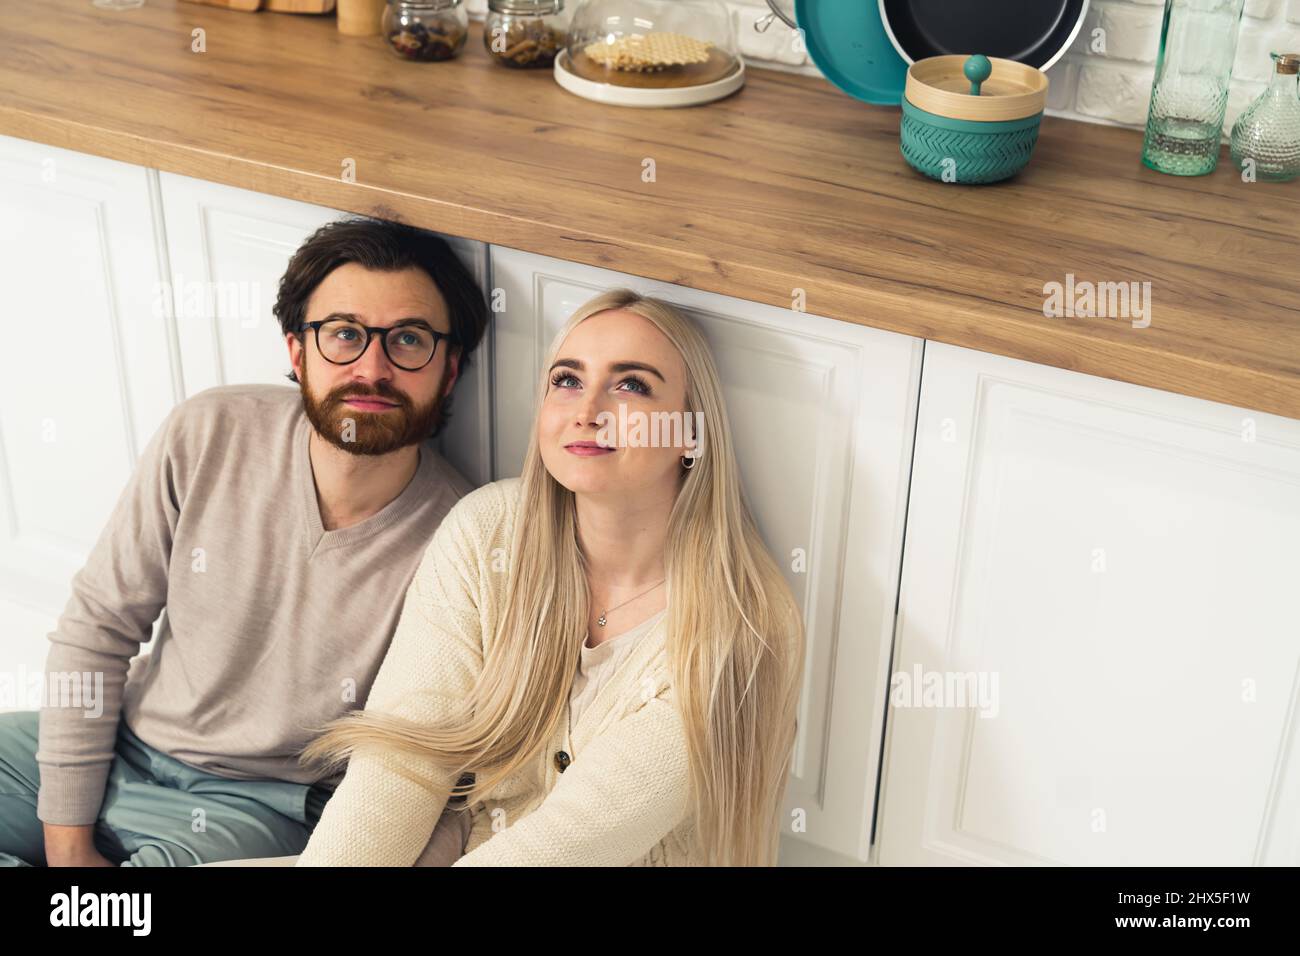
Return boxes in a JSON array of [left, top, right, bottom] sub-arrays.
[[294, 288, 805, 867]]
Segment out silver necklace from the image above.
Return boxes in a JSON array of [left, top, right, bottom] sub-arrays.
[[595, 578, 665, 627]]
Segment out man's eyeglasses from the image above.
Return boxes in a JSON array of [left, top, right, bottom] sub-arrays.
[[302, 318, 454, 372]]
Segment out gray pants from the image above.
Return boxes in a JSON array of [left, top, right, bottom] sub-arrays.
[[0, 709, 331, 867], [0, 709, 472, 866]]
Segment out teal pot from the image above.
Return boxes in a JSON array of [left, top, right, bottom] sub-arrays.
[[900, 98, 1043, 183], [899, 54, 1049, 184]]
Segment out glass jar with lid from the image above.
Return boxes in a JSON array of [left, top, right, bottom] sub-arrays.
[[383, 0, 469, 62], [484, 0, 570, 69], [555, 0, 744, 106], [1230, 52, 1300, 182]]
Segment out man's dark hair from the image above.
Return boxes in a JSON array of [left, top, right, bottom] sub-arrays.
[[273, 215, 488, 437]]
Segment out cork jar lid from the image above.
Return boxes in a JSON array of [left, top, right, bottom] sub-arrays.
[[905, 54, 1048, 122]]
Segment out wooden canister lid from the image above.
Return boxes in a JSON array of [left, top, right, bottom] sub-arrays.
[[905, 55, 1048, 122]]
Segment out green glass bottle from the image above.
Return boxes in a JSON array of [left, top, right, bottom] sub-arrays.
[[1230, 52, 1300, 182], [1141, 0, 1246, 176]]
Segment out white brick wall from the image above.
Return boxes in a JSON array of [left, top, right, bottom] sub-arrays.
[[469, 0, 1297, 137], [1053, 0, 1300, 135], [731, 0, 1297, 134]]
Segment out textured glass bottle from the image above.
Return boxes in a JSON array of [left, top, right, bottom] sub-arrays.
[[1230, 52, 1300, 181], [1141, 0, 1246, 176]]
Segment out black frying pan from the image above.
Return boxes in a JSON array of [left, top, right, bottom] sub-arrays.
[[880, 0, 1088, 70]]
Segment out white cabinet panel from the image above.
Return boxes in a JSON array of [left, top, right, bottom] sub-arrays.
[[0, 134, 175, 620], [880, 342, 1300, 866], [488, 245, 923, 863], [158, 171, 345, 394], [158, 172, 493, 485]]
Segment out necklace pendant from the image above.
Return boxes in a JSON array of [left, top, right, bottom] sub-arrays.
[[597, 612, 607, 627]]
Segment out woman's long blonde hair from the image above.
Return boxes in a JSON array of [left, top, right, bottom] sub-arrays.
[[302, 289, 806, 866]]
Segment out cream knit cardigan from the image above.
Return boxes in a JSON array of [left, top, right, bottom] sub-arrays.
[[297, 477, 699, 866]]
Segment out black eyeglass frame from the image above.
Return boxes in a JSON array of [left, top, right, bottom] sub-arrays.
[[301, 319, 456, 372]]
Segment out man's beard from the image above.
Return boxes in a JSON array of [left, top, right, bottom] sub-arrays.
[[299, 359, 446, 456]]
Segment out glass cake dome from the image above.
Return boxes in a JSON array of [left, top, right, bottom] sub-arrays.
[[554, 0, 744, 107]]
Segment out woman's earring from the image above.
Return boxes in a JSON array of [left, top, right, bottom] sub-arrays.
[[681, 453, 696, 470]]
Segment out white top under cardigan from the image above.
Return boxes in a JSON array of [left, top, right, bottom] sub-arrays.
[[572, 608, 668, 729]]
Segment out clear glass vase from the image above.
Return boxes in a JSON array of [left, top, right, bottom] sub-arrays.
[[1230, 52, 1300, 182], [1141, 0, 1246, 176]]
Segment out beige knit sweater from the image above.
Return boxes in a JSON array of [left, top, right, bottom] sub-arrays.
[[297, 477, 700, 866]]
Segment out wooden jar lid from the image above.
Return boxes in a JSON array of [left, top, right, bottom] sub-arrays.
[[905, 55, 1048, 122]]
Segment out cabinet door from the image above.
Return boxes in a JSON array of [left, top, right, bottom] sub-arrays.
[[0, 135, 176, 684], [880, 342, 1300, 866], [158, 172, 492, 486], [489, 245, 923, 863]]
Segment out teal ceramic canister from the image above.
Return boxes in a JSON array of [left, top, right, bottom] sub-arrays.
[[900, 54, 1049, 184]]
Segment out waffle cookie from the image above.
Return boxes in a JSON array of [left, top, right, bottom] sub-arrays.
[[583, 31, 713, 72]]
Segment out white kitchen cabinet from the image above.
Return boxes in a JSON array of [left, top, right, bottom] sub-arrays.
[[488, 245, 924, 864], [878, 342, 1300, 866], [0, 134, 176, 682], [157, 172, 341, 398], [157, 172, 494, 487]]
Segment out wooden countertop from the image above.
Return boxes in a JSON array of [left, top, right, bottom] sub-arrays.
[[3, 0, 1298, 420]]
